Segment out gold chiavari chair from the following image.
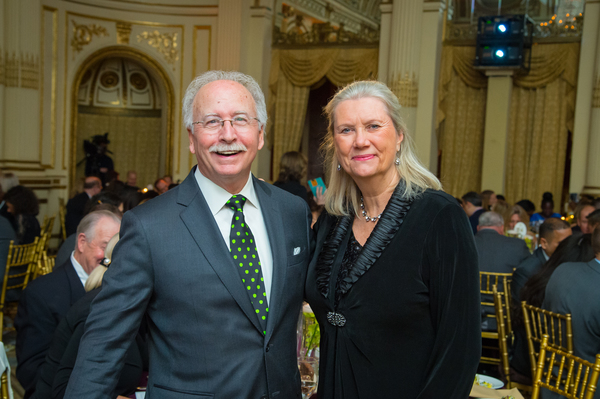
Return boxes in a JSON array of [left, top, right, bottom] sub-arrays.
[[480, 271, 512, 366], [41, 214, 55, 236], [531, 334, 600, 399], [32, 252, 55, 280], [0, 368, 8, 399], [522, 302, 573, 380], [0, 238, 40, 339], [58, 198, 67, 241]]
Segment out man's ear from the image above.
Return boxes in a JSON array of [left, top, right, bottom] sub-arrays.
[[76, 233, 86, 253], [540, 237, 549, 251]]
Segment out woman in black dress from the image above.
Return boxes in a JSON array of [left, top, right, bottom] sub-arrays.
[[305, 81, 481, 398]]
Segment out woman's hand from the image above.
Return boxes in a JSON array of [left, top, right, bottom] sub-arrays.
[[315, 186, 326, 206]]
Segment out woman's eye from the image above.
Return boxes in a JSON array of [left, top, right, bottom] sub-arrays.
[[339, 127, 352, 134], [367, 124, 381, 130]]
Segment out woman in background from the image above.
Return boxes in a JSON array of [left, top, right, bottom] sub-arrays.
[[3, 185, 40, 244], [305, 80, 480, 399], [273, 151, 309, 204]]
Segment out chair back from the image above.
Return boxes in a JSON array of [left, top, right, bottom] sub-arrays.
[[494, 284, 512, 382], [58, 198, 67, 241], [522, 302, 573, 379], [531, 335, 600, 399], [32, 252, 55, 280], [41, 214, 55, 236], [480, 271, 513, 333]]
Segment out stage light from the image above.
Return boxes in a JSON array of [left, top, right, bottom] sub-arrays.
[[495, 49, 505, 58], [475, 15, 531, 69], [497, 24, 507, 33]]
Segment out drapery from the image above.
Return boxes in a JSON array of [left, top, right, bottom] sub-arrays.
[[76, 111, 162, 188], [437, 43, 579, 206], [437, 46, 488, 197], [268, 48, 378, 179], [505, 43, 579, 206]]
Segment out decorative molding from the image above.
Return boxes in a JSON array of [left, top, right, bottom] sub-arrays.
[[136, 30, 179, 65], [21, 53, 40, 90], [116, 22, 133, 44], [5, 52, 19, 87], [273, 14, 378, 46], [70, 20, 109, 56], [593, 77, 600, 108], [390, 73, 418, 108], [0, 50, 4, 86]]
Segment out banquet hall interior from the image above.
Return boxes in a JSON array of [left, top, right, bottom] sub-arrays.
[[1, 0, 600, 397]]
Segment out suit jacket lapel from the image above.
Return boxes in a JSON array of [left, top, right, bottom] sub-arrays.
[[253, 178, 286, 341], [65, 261, 86, 305], [178, 169, 263, 334]]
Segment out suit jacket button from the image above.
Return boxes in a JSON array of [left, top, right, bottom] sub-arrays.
[[265, 345, 270, 352]]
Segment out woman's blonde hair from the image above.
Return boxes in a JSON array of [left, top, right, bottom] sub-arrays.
[[322, 80, 442, 217], [491, 200, 512, 228], [84, 233, 119, 292]]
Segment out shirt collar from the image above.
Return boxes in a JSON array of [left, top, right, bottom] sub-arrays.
[[595, 258, 600, 266], [542, 249, 550, 261], [70, 251, 89, 285], [194, 167, 259, 216]]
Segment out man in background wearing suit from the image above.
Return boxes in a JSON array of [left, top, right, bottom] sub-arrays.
[[65, 71, 312, 399], [64, 176, 102, 236], [15, 210, 121, 398], [475, 211, 530, 331]]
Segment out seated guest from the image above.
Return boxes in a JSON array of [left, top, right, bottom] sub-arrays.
[[491, 200, 511, 228], [462, 191, 485, 234], [475, 211, 530, 330], [542, 227, 600, 399], [516, 199, 536, 217], [125, 170, 138, 190], [153, 178, 168, 195], [273, 151, 309, 204], [15, 210, 121, 398], [56, 192, 123, 267], [65, 176, 102, 236], [572, 200, 595, 234], [587, 209, 600, 232], [481, 189, 497, 210], [508, 205, 530, 231], [512, 218, 572, 304], [3, 186, 41, 244], [33, 235, 146, 399], [509, 218, 572, 380], [530, 192, 561, 230]]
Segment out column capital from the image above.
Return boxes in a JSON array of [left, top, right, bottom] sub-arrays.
[[423, 1, 445, 12], [249, 5, 273, 18], [380, 3, 393, 13], [485, 69, 515, 77]]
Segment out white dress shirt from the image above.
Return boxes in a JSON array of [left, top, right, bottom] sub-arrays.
[[194, 168, 274, 304], [70, 251, 89, 287]]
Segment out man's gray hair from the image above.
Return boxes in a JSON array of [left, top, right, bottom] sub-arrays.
[[479, 211, 504, 227], [76, 210, 122, 244], [182, 71, 267, 134]]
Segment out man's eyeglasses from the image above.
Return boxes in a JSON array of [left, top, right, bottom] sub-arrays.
[[192, 115, 259, 132]]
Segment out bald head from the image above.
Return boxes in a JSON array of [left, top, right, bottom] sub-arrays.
[[84, 176, 102, 196]]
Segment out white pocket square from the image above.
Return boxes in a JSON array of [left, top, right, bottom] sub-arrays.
[[293, 247, 301, 255]]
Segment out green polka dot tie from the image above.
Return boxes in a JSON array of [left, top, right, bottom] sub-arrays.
[[227, 195, 268, 334]]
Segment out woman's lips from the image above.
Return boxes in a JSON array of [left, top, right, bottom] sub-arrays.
[[352, 154, 374, 161]]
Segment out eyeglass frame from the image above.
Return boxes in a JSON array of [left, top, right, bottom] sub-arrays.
[[191, 116, 261, 131]]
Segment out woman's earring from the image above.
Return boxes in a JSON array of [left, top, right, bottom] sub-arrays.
[[337, 163, 342, 171], [395, 157, 400, 165]]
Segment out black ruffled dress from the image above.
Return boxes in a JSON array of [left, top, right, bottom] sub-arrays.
[[305, 184, 481, 399]]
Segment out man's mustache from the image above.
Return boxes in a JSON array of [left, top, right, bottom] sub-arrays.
[[209, 143, 248, 153]]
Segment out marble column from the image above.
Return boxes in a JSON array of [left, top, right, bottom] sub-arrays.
[[481, 71, 513, 194], [245, 1, 273, 179], [414, 0, 445, 171], [377, 1, 393, 84], [570, 0, 600, 194], [216, 0, 245, 70]]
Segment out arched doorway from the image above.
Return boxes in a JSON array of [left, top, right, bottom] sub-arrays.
[[69, 46, 175, 192]]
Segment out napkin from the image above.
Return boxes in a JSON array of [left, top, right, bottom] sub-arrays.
[[470, 384, 525, 399]]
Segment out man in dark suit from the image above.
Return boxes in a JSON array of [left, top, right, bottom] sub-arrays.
[[15, 210, 121, 398], [64, 71, 312, 399], [64, 176, 102, 236], [0, 215, 16, 284], [462, 191, 485, 235], [475, 211, 530, 330]]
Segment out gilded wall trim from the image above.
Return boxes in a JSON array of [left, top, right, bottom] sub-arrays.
[[5, 52, 19, 87], [116, 22, 133, 44], [21, 54, 40, 90], [136, 31, 180, 65], [1, 51, 40, 89], [41, 6, 58, 169], [70, 20, 109, 56], [68, 46, 175, 193], [0, 50, 4, 86], [390, 73, 419, 108], [593, 77, 600, 108]]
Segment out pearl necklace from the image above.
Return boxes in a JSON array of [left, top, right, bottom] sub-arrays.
[[360, 196, 382, 222]]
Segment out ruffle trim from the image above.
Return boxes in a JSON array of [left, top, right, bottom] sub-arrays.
[[315, 181, 414, 299]]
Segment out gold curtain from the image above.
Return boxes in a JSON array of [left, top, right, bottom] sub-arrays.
[[76, 112, 162, 189], [437, 46, 488, 197], [438, 43, 579, 205], [505, 43, 579, 206], [268, 48, 378, 179]]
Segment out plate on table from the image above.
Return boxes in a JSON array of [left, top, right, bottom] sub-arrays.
[[475, 374, 503, 389]]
